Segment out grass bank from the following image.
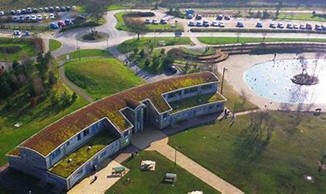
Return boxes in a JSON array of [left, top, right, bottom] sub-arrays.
[[64, 58, 144, 99], [106, 151, 219, 194], [169, 111, 326, 193], [49, 39, 62, 52]]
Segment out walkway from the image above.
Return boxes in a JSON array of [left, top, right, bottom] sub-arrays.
[[68, 159, 129, 194], [58, 61, 94, 103]]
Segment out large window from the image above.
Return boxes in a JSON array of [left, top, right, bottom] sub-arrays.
[[184, 87, 198, 94], [83, 129, 90, 136], [51, 148, 61, 160], [201, 84, 213, 90], [77, 133, 81, 141]]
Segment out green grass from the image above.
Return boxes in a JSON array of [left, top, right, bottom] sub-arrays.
[[181, 47, 216, 56], [50, 130, 118, 178], [59, 49, 112, 60], [107, 4, 130, 11], [118, 37, 193, 53], [64, 58, 144, 99], [169, 92, 225, 113], [278, 13, 326, 22], [106, 151, 219, 194], [0, 62, 88, 166], [0, 43, 36, 62], [198, 37, 326, 45], [49, 39, 62, 52], [169, 111, 326, 193]]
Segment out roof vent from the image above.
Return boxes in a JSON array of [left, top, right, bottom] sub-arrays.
[[68, 159, 72, 163], [87, 146, 92, 151]]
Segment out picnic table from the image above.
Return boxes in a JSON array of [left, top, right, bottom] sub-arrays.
[[112, 166, 126, 175]]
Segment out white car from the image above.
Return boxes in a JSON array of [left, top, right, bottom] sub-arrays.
[[43, 14, 48, 19], [31, 15, 37, 21], [0, 11, 4, 16], [160, 18, 167, 24], [219, 21, 225, 27], [293, 24, 299, 29], [49, 13, 55, 19], [145, 18, 151, 24], [188, 21, 195, 26], [12, 16, 18, 22], [37, 14, 43, 20], [196, 21, 202, 26], [18, 15, 24, 21], [299, 23, 306, 30], [211, 21, 219, 27], [25, 15, 31, 20], [152, 19, 159, 25]]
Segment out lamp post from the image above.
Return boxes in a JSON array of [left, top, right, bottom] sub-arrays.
[[220, 67, 228, 95]]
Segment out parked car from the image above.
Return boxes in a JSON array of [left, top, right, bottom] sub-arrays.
[[49, 13, 55, 19], [55, 6, 61, 12], [203, 20, 209, 27], [22, 30, 31, 36], [77, 15, 86, 20], [60, 6, 66, 12], [256, 21, 263, 28], [33, 8, 38, 13], [10, 10, 16, 15], [39, 8, 44, 12], [216, 15, 223, 20], [25, 15, 31, 20], [49, 22, 59, 29], [195, 14, 202, 20], [44, 7, 49, 12], [0, 11, 4, 16], [219, 21, 225, 27], [152, 19, 159, 25], [293, 24, 299, 29], [27, 7, 32, 13], [160, 18, 167, 24], [166, 65, 177, 74], [18, 15, 24, 21], [66, 6, 71, 11], [57, 21, 65, 27], [12, 16, 18, 22], [30, 15, 37, 21], [188, 21, 195, 26], [16, 10, 21, 15], [195, 20, 202, 27], [49, 7, 54, 12], [64, 19, 73, 25], [236, 21, 244, 27], [211, 21, 219, 27], [269, 23, 276, 28], [299, 23, 306, 30], [13, 30, 21, 36], [37, 14, 42, 20], [286, 23, 293, 29], [277, 23, 284, 28], [224, 15, 230, 20], [306, 23, 312, 30], [21, 9, 26, 14], [315, 24, 322, 31]]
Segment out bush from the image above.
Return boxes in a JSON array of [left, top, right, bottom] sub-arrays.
[[124, 12, 155, 17], [59, 20, 101, 32], [0, 46, 22, 54], [190, 28, 326, 34]]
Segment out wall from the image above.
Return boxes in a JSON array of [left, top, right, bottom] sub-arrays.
[[17, 147, 47, 169]]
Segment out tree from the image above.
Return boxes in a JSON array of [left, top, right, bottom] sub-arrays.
[[256, 11, 262, 18], [262, 10, 270, 19], [144, 59, 151, 67], [162, 54, 175, 69], [0, 74, 12, 99], [86, 0, 107, 24], [60, 91, 71, 107], [12, 60, 20, 73], [71, 92, 77, 102], [48, 71, 57, 85], [124, 18, 148, 40]]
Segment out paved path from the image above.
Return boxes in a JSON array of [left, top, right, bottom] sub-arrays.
[[146, 138, 243, 194], [68, 159, 129, 194]]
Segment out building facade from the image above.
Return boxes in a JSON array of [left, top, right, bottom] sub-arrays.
[[6, 72, 226, 191]]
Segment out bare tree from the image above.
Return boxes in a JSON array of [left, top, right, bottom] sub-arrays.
[[86, 0, 108, 24], [125, 18, 148, 40]]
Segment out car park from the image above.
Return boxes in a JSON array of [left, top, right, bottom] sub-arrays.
[[236, 21, 244, 27], [256, 21, 263, 28], [188, 21, 195, 26], [0, 11, 4, 16], [195, 14, 202, 20], [269, 23, 276, 28], [216, 15, 223, 20], [277, 23, 284, 28], [219, 21, 225, 27], [160, 18, 167, 24]]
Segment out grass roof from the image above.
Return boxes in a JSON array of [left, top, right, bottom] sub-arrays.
[[50, 129, 118, 178], [19, 72, 218, 157], [169, 92, 225, 113]]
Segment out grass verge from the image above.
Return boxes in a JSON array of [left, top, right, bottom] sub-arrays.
[[169, 111, 326, 193], [64, 58, 144, 99], [49, 39, 62, 52], [106, 151, 219, 194], [278, 12, 326, 22], [59, 49, 112, 60]]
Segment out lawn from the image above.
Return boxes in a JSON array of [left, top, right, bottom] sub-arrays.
[[118, 37, 193, 53], [278, 12, 326, 22], [64, 58, 144, 99], [0, 62, 88, 166], [59, 49, 112, 60], [169, 111, 326, 193], [106, 151, 219, 194], [0, 41, 37, 62], [107, 4, 130, 11], [198, 37, 326, 45], [49, 39, 62, 52]]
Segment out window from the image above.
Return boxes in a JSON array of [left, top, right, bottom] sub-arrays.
[[209, 106, 213, 109], [51, 148, 61, 159], [83, 129, 90, 136], [201, 84, 213, 90], [216, 104, 220, 108], [76, 169, 83, 177], [124, 130, 129, 137], [184, 87, 198, 94], [66, 140, 70, 147], [163, 113, 168, 119], [100, 151, 107, 158], [77, 134, 81, 141]]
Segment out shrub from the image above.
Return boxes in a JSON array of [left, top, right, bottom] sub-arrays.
[[0, 46, 22, 54]]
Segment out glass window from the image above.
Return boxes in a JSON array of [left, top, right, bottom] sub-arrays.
[[124, 130, 129, 137], [83, 129, 90, 136], [100, 151, 107, 158], [77, 133, 81, 141]]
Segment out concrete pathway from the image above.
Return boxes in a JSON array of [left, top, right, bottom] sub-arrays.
[[147, 138, 244, 194], [68, 159, 129, 194]]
